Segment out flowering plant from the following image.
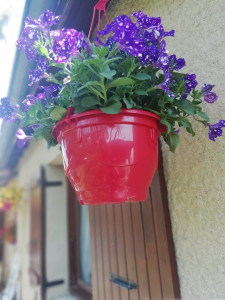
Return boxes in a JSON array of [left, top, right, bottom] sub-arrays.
[[0, 10, 224, 151], [0, 183, 23, 211]]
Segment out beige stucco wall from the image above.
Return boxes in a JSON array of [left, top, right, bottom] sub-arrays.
[[6, 140, 70, 300], [105, 0, 225, 299]]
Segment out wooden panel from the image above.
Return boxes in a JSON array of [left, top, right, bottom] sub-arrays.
[[141, 193, 162, 299], [100, 205, 112, 300], [106, 204, 121, 300], [89, 206, 98, 300], [131, 203, 151, 300], [122, 203, 139, 300], [114, 204, 129, 300], [89, 151, 180, 300], [94, 206, 105, 300]]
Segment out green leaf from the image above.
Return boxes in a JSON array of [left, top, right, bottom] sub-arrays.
[[100, 101, 122, 114], [186, 122, 195, 136], [177, 99, 195, 115], [36, 110, 43, 120], [77, 81, 102, 92], [181, 120, 189, 128], [39, 47, 48, 57], [104, 57, 121, 65], [50, 107, 67, 121], [123, 97, 134, 109], [168, 132, 180, 152], [81, 96, 100, 107], [172, 72, 186, 79], [94, 46, 109, 57], [109, 95, 121, 101], [192, 99, 202, 105], [160, 120, 172, 133], [100, 70, 116, 80], [27, 105, 36, 117], [84, 58, 101, 68], [198, 111, 210, 121], [134, 89, 148, 96], [106, 77, 134, 89], [131, 73, 151, 80]]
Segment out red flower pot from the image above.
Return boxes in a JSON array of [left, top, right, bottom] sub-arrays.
[[52, 109, 163, 205]]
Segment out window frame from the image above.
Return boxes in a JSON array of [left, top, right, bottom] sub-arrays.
[[67, 180, 92, 300]]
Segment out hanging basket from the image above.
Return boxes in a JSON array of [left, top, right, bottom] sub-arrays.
[[52, 109, 164, 205]]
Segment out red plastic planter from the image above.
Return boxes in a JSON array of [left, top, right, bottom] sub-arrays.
[[52, 109, 163, 205]]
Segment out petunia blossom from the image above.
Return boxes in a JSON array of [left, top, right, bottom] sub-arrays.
[[0, 98, 15, 121], [202, 84, 218, 103], [16, 129, 32, 148], [208, 120, 225, 141]]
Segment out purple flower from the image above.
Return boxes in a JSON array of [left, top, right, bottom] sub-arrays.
[[16, 27, 38, 60], [202, 84, 218, 103], [51, 29, 84, 63], [24, 10, 61, 32], [0, 98, 15, 121], [132, 11, 161, 28], [169, 55, 186, 71], [17, 10, 61, 61], [98, 15, 141, 57], [156, 72, 175, 97], [28, 56, 49, 85], [16, 129, 32, 148], [38, 84, 60, 98], [184, 73, 198, 93], [22, 94, 37, 112], [208, 120, 225, 141]]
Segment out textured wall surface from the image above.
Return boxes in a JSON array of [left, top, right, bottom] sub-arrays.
[[104, 0, 225, 299], [14, 141, 69, 300]]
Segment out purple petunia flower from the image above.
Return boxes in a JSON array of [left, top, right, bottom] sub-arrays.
[[169, 55, 186, 71], [0, 98, 15, 121], [22, 94, 37, 112], [51, 29, 84, 63], [24, 10, 61, 32], [208, 120, 225, 141], [28, 56, 49, 85], [16, 27, 38, 61], [156, 72, 175, 97], [132, 11, 161, 28], [38, 84, 60, 98], [16, 129, 32, 148], [202, 84, 218, 103], [17, 10, 61, 61], [184, 73, 198, 93]]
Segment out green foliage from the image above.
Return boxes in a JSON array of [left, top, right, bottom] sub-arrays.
[[18, 41, 211, 151]]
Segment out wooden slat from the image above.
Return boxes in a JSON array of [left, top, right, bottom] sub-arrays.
[[150, 170, 176, 299], [131, 202, 151, 300], [114, 204, 129, 300], [89, 206, 98, 300], [141, 192, 163, 299], [94, 206, 105, 300], [100, 205, 113, 300], [122, 203, 139, 300], [107, 204, 121, 300]]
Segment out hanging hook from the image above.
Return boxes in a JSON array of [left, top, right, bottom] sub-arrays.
[[88, 0, 111, 39]]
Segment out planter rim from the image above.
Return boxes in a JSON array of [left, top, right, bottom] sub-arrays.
[[52, 108, 161, 140]]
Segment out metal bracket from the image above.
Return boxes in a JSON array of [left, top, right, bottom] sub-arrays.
[[110, 274, 137, 290], [43, 279, 64, 288]]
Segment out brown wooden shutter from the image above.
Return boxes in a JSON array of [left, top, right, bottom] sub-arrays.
[[89, 154, 180, 300]]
